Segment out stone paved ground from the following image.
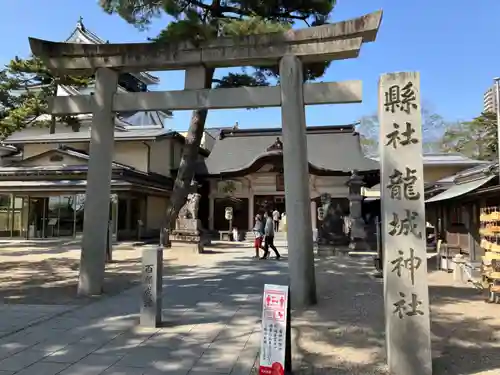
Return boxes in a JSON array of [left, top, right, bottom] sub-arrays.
[[0, 240, 286, 374], [0, 238, 498, 374], [0, 240, 147, 339], [0, 305, 74, 340], [0, 240, 145, 306]]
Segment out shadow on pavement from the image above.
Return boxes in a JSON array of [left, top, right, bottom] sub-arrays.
[[0, 244, 497, 374]]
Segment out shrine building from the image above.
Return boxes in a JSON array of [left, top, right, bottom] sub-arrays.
[[0, 19, 209, 241], [195, 124, 380, 232]]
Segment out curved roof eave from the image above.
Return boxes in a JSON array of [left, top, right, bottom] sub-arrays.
[[203, 126, 380, 176], [202, 151, 379, 177]]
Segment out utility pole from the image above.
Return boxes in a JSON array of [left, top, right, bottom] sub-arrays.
[[495, 78, 500, 173]]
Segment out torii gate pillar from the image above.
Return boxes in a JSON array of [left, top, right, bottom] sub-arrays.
[[78, 67, 118, 296], [280, 55, 317, 307]]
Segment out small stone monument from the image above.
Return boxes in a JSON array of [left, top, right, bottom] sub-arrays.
[[169, 193, 210, 253], [140, 246, 163, 327], [317, 193, 350, 256], [347, 170, 368, 252]]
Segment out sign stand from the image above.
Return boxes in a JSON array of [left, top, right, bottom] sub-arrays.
[[259, 284, 292, 375]]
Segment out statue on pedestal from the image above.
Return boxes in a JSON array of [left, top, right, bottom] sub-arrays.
[[178, 193, 201, 220], [317, 193, 349, 255], [170, 192, 210, 253]]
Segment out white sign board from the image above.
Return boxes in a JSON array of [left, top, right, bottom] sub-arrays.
[[259, 284, 288, 375], [225, 207, 233, 220], [317, 207, 325, 221], [379, 72, 432, 375]]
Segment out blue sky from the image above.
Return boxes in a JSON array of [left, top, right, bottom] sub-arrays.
[[0, 0, 498, 131]]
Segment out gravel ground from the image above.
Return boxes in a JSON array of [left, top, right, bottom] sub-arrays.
[[288, 255, 500, 375]]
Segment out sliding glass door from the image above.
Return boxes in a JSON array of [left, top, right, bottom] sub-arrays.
[[0, 193, 119, 240]]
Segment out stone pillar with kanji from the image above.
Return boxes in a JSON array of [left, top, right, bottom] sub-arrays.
[[347, 170, 367, 251], [379, 72, 432, 375]]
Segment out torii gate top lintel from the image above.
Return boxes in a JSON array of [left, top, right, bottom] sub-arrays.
[[28, 10, 382, 74]]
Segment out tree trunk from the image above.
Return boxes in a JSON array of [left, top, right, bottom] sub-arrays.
[[162, 68, 215, 244], [49, 81, 58, 134]]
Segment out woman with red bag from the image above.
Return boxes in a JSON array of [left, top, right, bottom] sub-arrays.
[[252, 214, 265, 258]]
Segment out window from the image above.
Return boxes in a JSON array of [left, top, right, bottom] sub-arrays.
[[0, 194, 12, 236]]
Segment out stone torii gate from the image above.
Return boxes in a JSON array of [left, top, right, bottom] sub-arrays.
[[28, 10, 383, 306]]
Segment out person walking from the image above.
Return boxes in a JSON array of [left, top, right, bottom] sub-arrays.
[[261, 211, 281, 260], [272, 208, 281, 232], [252, 214, 265, 258]]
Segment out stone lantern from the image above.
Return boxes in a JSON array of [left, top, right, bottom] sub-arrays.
[[346, 170, 367, 251]]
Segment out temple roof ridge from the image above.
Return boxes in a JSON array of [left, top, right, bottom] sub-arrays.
[[201, 123, 378, 176], [218, 123, 359, 138], [65, 17, 159, 85]]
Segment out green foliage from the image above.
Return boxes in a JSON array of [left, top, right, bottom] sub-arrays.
[[358, 109, 499, 160], [357, 106, 452, 156], [214, 72, 269, 88], [441, 111, 497, 160], [100, 0, 335, 29], [99, 0, 336, 86], [0, 56, 90, 139], [99, 0, 338, 228]]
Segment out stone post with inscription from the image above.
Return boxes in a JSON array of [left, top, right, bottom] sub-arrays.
[[379, 72, 432, 375], [140, 246, 163, 327]]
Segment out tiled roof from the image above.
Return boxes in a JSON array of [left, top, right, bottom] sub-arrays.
[[204, 127, 235, 139], [371, 153, 488, 166], [200, 125, 379, 175], [420, 153, 489, 165], [436, 161, 496, 184], [119, 111, 169, 128], [5, 126, 178, 144], [65, 19, 159, 85], [46, 147, 134, 169]]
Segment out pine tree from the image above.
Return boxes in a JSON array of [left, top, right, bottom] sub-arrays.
[[441, 111, 497, 160], [100, 0, 337, 239], [0, 56, 90, 139]]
